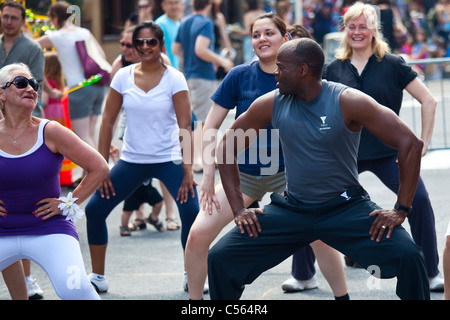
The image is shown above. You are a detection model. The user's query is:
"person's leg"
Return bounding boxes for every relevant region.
[318,187,429,300]
[185,183,256,300]
[123,185,147,230]
[68,85,103,149]
[134,205,145,221]
[22,259,31,277]
[120,210,133,236]
[285,241,347,297]
[121,192,139,231]
[144,182,164,226]
[408,178,440,278]
[360,156,440,279]
[159,181,179,230]
[444,234,450,300]
[187,78,215,172]
[71,117,96,148]
[192,124,203,172]
[88,85,105,149]
[149,201,163,221]
[88,114,100,148]
[21,259,44,299]
[23,234,100,300]
[127,183,164,231]
[444,221,450,300]
[290,247,316,281]
[2,261,27,300]
[282,246,317,292]
[310,240,347,298]
[208,193,314,300]
[1,236,27,300]
[344,227,428,300]
[152,162,199,250]
[86,160,149,275]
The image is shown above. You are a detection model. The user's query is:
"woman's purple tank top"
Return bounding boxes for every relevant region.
[0,120,78,240]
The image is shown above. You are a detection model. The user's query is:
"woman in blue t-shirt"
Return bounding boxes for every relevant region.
[184,13,347,300]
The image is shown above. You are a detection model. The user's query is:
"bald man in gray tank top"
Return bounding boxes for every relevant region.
[208,38,429,300]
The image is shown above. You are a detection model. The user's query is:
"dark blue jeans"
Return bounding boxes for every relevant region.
[291,155,439,279]
[85,160,199,248]
[208,186,429,300]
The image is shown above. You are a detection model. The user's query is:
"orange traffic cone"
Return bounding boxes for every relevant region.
[59,94,78,186]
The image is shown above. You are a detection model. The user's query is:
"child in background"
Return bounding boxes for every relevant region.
[120,179,165,236]
[109,147,166,237]
[43,51,67,126]
[410,28,428,74]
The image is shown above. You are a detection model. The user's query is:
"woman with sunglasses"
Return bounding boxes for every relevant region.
[111,26,170,77]
[0,63,109,299]
[85,21,199,293]
[111,26,176,235]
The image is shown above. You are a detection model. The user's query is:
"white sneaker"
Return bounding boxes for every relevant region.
[183,272,209,294]
[88,273,108,293]
[281,275,318,292]
[26,277,44,300]
[429,273,444,292]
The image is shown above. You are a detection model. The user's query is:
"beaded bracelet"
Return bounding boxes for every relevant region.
[58,192,84,223]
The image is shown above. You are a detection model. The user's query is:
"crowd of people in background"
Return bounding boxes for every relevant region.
[131,0,450,72]
[256,0,450,80]
[1,0,450,301]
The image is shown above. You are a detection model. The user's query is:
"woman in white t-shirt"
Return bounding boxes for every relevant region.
[84,21,199,293]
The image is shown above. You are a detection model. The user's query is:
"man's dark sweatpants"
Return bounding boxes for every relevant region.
[207,185,430,300]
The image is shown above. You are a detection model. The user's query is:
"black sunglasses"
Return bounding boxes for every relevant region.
[2,76,39,92]
[136,37,158,48]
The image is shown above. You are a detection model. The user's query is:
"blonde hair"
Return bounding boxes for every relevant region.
[336,2,390,61]
[0,63,32,88]
[0,63,32,112]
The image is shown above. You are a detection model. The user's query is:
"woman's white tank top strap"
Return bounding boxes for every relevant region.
[0,119,50,158]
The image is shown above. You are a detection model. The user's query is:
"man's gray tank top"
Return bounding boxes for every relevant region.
[272,80,361,204]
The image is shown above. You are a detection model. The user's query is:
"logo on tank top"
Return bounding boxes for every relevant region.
[319,116,331,131]
[340,191,351,201]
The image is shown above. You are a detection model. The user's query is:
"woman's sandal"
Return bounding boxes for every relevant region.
[166,218,180,231]
[120,225,131,236]
[128,218,147,231]
[146,216,164,232]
